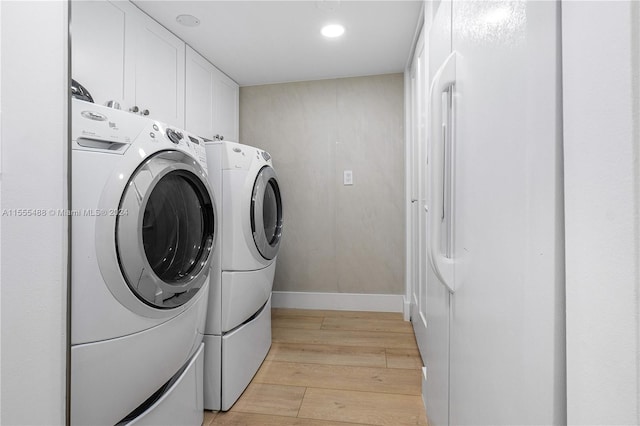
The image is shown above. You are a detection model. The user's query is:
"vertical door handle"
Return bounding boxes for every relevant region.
[428,51,457,294]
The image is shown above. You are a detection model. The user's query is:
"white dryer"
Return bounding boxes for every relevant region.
[204,141,283,411]
[71,99,216,425]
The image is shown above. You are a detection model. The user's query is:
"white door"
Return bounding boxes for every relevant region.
[409,26,428,363]
[447,1,565,424]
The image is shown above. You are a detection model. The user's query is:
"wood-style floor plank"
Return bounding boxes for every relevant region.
[298,388,428,426]
[272,315,324,330]
[266,342,387,367]
[386,347,423,370]
[230,383,306,417]
[210,411,369,425]
[272,327,418,349]
[321,317,413,334]
[272,308,403,321]
[253,361,421,396]
[202,410,218,425]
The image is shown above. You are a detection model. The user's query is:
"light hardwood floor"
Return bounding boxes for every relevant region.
[203,308,428,426]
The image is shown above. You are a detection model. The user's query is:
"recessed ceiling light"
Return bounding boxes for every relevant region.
[316,0,341,12]
[176,14,200,27]
[321,24,345,38]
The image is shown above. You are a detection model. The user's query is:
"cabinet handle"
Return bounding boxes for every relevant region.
[105,100,121,110]
[141,109,149,116]
[214,134,224,141]
[428,51,457,294]
[129,105,139,113]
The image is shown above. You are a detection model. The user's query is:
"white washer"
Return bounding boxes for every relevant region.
[71,99,216,425]
[204,141,283,411]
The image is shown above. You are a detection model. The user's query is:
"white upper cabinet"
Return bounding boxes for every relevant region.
[71,1,128,106]
[129,10,185,127]
[212,68,239,142]
[185,47,239,141]
[185,47,215,139]
[71,1,185,128]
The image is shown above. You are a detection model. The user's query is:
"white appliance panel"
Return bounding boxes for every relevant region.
[71,99,214,425]
[71,286,208,425]
[221,297,272,411]
[72,149,164,344]
[130,344,205,426]
[221,263,276,332]
[203,297,272,411]
[203,141,279,412]
[72,101,213,343]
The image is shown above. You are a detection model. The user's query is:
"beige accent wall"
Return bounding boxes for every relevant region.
[240,73,405,294]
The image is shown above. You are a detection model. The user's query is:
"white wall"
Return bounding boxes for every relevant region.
[0,1,69,424]
[563,1,640,424]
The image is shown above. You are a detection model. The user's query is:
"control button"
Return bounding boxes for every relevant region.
[153,124,159,131]
[233,147,241,153]
[150,132,155,138]
[262,151,271,161]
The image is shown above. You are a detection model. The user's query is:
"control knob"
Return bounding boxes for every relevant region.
[166,128,182,144]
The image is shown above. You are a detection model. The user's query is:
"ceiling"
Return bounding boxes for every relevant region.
[133,1,422,86]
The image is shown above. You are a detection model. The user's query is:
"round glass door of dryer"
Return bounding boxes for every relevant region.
[116,150,215,309]
[251,166,283,260]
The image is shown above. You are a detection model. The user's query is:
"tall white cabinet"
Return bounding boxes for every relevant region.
[186,47,239,141]
[407,1,565,425]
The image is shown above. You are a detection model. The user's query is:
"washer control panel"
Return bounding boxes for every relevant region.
[144,122,208,172]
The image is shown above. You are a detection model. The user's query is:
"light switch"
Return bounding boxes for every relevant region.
[343,170,353,185]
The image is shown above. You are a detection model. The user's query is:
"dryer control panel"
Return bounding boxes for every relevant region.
[221,143,273,170]
[223,143,253,171]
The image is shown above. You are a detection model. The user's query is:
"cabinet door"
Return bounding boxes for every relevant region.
[128,9,185,127]
[185,47,215,138]
[185,47,239,141]
[212,68,239,142]
[71,0,130,106]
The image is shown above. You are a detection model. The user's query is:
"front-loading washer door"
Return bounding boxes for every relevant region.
[117,150,215,309]
[251,166,283,260]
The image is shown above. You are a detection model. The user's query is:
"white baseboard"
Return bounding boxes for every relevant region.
[421,366,428,414]
[271,291,404,313]
[403,296,411,321]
